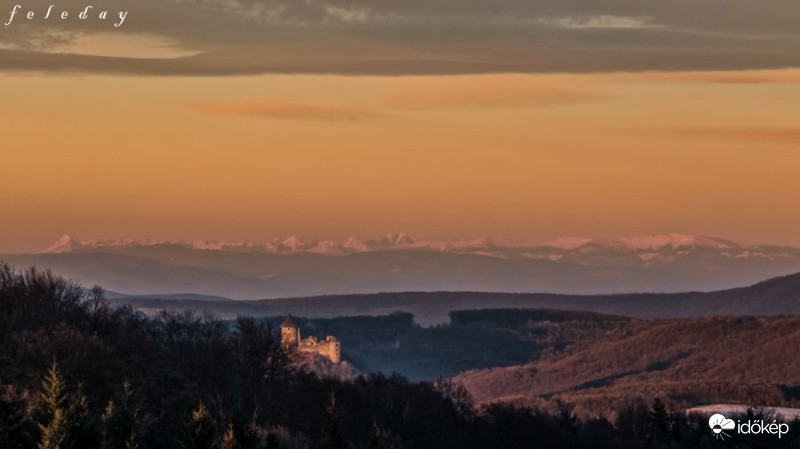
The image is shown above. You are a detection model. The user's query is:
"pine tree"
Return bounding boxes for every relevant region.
[183,401,219,449]
[220,424,238,449]
[228,417,260,449]
[322,392,347,449]
[0,387,37,449]
[36,360,91,449]
[101,381,139,449]
[369,418,399,449]
[37,361,69,449]
[648,398,670,446]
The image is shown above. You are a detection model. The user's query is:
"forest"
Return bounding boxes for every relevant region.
[2,262,799,449]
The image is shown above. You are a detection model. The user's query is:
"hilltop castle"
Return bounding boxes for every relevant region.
[280,314,341,363]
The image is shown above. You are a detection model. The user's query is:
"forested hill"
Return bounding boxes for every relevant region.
[113,272,800,325]
[455,314,800,416]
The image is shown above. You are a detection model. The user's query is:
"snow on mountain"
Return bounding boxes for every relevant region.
[190,239,226,250]
[41,234,84,253]
[539,237,593,250]
[280,235,305,250]
[189,240,264,251]
[380,232,417,247]
[614,234,740,250]
[465,237,535,249]
[306,240,343,255]
[342,236,370,252]
[37,233,786,260]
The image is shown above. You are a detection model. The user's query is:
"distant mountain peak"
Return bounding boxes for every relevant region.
[614,234,740,250]
[342,236,369,252]
[538,236,593,250]
[42,234,83,253]
[55,233,76,245]
[281,235,305,249]
[382,232,416,246]
[539,234,742,251]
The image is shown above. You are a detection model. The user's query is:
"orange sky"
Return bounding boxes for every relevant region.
[2,71,800,252]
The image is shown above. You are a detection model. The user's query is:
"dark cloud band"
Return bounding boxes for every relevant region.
[2,0,800,75]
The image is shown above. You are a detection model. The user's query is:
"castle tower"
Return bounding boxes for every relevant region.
[280,314,300,348]
[325,336,341,363]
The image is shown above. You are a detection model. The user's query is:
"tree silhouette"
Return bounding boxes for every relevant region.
[101,380,140,449]
[37,360,88,449]
[322,392,347,449]
[183,402,218,449]
[648,398,670,447]
[370,418,400,449]
[220,424,238,449]
[37,360,70,449]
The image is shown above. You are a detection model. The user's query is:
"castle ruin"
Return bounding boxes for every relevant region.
[280,314,341,363]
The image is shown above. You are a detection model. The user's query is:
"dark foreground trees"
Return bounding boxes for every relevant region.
[2,263,800,449]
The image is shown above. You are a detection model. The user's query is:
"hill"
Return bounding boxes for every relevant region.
[455,315,800,417]
[109,272,800,325]
[254,309,638,381]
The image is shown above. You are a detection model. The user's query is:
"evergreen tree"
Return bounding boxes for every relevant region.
[224,415,262,449]
[217,416,261,449]
[101,381,139,449]
[647,398,670,447]
[322,392,347,449]
[370,418,399,449]
[221,424,238,449]
[37,360,69,449]
[183,401,219,449]
[0,387,37,449]
[36,360,92,449]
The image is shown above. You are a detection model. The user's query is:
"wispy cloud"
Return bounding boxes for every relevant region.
[617,70,800,85]
[187,100,384,121]
[384,76,605,110]
[652,127,800,144]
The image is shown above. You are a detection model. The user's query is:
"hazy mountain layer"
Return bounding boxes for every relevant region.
[103,272,800,326]
[4,233,800,299]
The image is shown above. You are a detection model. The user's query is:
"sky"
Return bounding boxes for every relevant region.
[2,0,800,252]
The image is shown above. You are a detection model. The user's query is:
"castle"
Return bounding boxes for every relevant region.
[280,314,341,363]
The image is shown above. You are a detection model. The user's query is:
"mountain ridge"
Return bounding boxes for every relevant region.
[5,233,800,301]
[103,272,800,325]
[37,232,793,258]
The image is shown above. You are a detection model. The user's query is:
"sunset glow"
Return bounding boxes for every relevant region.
[2,69,800,252]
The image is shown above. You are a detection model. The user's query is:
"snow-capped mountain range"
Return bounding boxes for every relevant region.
[3,232,799,300]
[40,232,793,263]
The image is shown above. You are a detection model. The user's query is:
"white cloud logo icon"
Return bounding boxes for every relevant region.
[709,414,736,440]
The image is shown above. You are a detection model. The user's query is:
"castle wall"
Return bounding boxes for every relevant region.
[298,339,341,363]
[280,316,341,363]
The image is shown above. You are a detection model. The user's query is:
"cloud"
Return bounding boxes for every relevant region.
[616,70,800,85]
[3,0,800,76]
[187,100,384,121]
[384,76,605,110]
[653,127,800,144]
